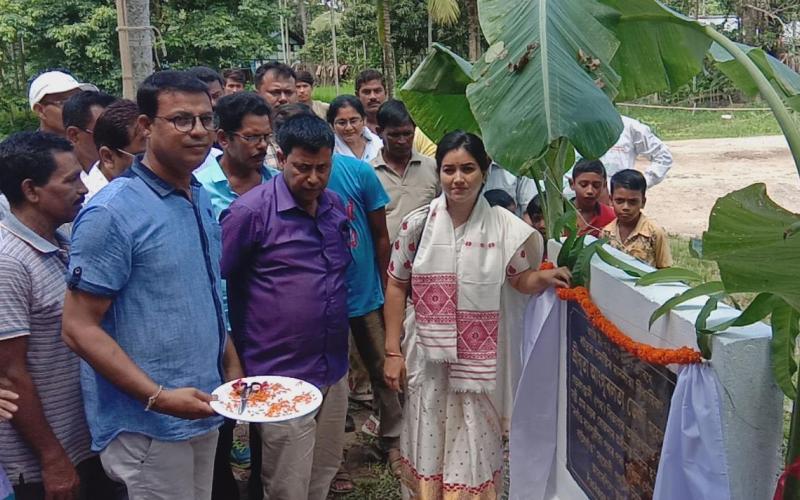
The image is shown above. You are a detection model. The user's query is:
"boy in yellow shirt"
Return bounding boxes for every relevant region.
[602,169,672,268]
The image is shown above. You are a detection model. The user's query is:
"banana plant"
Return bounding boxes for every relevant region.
[400,0,800,496]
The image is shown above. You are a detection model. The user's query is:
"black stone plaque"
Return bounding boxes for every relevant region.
[566,301,676,500]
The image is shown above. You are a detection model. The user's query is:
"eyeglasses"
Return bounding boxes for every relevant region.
[232,132,272,145]
[115,148,137,158]
[333,117,363,128]
[155,114,216,133]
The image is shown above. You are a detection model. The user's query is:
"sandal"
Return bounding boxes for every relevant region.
[330,468,355,495]
[386,447,403,477]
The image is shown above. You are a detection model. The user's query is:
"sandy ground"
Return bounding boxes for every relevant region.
[640,135,799,237]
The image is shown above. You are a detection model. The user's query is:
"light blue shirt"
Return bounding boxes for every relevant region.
[196,155,279,329]
[195,154,280,220]
[68,159,225,451]
[327,154,390,317]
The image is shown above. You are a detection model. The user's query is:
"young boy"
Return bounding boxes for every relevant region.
[523,194,546,238]
[602,169,672,268]
[569,159,616,236]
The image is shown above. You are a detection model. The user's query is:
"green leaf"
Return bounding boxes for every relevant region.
[636,267,702,287]
[702,292,779,333]
[550,206,577,243]
[770,301,800,399]
[599,0,712,101]
[702,183,800,311]
[688,237,703,259]
[695,296,720,359]
[708,41,800,112]
[565,234,588,270]
[468,0,624,169]
[557,228,579,268]
[595,246,647,278]
[398,43,481,143]
[649,281,725,329]
[572,239,606,288]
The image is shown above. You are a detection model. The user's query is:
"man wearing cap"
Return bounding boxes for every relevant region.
[29,71,98,137]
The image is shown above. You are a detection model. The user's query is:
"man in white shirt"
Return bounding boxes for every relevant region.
[485,162,538,217]
[564,115,673,199]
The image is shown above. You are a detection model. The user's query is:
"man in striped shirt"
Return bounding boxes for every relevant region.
[0,132,115,499]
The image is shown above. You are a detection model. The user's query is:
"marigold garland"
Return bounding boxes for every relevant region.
[540,262,702,365]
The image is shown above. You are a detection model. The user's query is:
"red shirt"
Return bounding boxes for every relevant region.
[579,202,616,237]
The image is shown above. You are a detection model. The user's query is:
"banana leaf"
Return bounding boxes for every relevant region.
[636,267,702,287]
[599,0,711,101]
[467,0,624,170]
[770,300,800,399]
[649,281,725,329]
[398,43,481,143]
[708,42,800,113]
[703,183,800,311]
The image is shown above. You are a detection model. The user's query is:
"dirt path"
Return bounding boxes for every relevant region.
[640,135,799,237]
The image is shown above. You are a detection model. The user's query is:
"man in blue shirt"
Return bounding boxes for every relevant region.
[62,70,243,500]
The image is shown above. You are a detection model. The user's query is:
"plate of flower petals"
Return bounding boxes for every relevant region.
[211,376,323,423]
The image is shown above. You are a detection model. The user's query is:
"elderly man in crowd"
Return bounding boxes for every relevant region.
[0,131,118,500]
[221,114,350,500]
[62,70,243,500]
[29,70,98,137]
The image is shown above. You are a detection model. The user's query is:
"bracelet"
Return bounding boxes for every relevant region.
[144,385,164,412]
[385,351,404,358]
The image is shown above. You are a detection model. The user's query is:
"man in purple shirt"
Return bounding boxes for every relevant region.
[220,114,350,500]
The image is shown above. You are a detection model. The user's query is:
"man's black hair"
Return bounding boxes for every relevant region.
[93,99,139,151]
[525,194,543,219]
[295,70,315,86]
[435,130,490,173]
[62,90,117,130]
[572,159,607,180]
[376,99,415,130]
[216,92,271,133]
[610,168,647,195]
[272,103,315,131]
[355,69,385,93]
[326,95,365,125]
[222,68,247,85]
[276,114,334,156]
[187,66,224,87]
[484,189,515,210]
[254,62,297,90]
[0,131,73,205]
[137,70,210,119]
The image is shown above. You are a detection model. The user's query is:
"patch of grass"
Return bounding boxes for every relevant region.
[341,463,401,500]
[620,105,783,141]
[668,235,720,283]
[314,83,355,104]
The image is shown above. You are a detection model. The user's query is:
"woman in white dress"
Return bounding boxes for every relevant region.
[383,131,570,499]
[327,95,382,163]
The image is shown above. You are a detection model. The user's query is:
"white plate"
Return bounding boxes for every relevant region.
[210,376,323,423]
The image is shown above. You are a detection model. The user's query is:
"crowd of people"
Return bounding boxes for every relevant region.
[0,61,673,500]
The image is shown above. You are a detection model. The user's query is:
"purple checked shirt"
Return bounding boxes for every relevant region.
[220,174,351,388]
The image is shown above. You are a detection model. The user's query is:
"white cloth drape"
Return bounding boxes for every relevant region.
[508,289,561,500]
[653,363,732,500]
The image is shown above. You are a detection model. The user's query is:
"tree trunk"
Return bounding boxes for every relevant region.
[466,0,481,61]
[298,0,308,45]
[377,0,396,96]
[116,0,153,97]
[16,34,25,91]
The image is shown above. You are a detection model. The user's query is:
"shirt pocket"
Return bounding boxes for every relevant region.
[323,219,352,273]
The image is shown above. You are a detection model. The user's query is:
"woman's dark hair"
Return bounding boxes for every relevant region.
[435,131,491,173]
[326,95,365,125]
